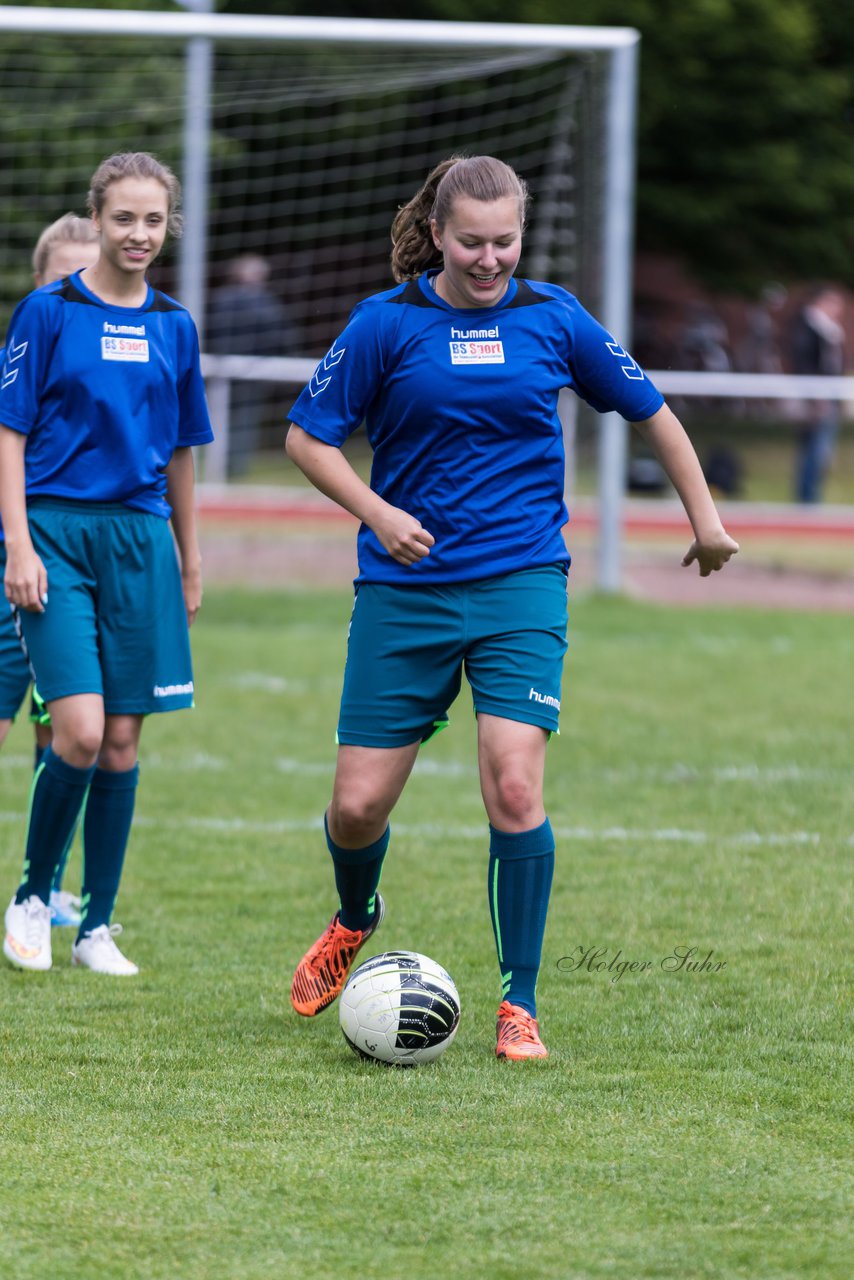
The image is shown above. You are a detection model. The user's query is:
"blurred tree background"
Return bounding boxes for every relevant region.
[223,0,854,295]
[5,0,853,297]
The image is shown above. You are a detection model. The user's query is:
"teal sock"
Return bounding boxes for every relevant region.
[30,744,76,894]
[325,814,389,931]
[488,819,555,1019]
[78,765,139,940]
[50,821,79,894]
[15,748,94,907]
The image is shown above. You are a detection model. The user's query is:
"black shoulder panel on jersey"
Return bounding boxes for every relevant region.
[387,278,552,311]
[505,280,553,309]
[147,290,184,314]
[50,279,183,315]
[388,280,434,309]
[54,278,98,307]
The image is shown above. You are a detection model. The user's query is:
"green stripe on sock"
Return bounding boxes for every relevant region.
[491,858,503,964]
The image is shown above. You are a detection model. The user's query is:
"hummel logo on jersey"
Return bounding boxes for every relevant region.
[529,687,561,711]
[309,340,347,397]
[449,324,504,365]
[606,341,645,381]
[104,322,146,336]
[1,336,28,389]
[451,326,500,340]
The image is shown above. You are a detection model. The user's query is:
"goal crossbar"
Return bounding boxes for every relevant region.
[0,7,638,50]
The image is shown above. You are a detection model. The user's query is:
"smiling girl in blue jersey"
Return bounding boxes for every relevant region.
[0,152,213,976]
[287,155,738,1059]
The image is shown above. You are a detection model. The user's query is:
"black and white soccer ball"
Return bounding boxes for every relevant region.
[339,950,461,1066]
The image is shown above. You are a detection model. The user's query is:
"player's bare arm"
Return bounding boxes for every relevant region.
[633,403,740,576]
[286,423,434,566]
[0,423,47,612]
[166,445,203,624]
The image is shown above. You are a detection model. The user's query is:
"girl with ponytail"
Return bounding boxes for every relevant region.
[286,154,737,1060]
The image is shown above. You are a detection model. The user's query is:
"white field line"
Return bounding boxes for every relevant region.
[0,809,844,846]
[2,755,847,784]
[226,673,308,694]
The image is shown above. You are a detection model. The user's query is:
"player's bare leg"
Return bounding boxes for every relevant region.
[291,743,419,1016]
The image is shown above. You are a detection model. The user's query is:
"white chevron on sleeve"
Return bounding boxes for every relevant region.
[308,340,347,397]
[606,341,644,381]
[1,337,28,389]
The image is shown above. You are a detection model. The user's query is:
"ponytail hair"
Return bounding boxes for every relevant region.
[87,151,183,238]
[390,155,529,283]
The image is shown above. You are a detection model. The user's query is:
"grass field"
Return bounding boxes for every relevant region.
[0,589,850,1280]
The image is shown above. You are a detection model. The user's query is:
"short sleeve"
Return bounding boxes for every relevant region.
[0,294,55,435]
[568,302,664,422]
[287,301,385,445]
[176,316,214,447]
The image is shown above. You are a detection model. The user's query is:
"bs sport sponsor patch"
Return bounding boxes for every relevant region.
[101,322,149,363]
[449,325,505,366]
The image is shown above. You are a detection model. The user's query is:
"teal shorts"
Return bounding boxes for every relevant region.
[13,499,194,715]
[337,565,568,748]
[0,595,31,720]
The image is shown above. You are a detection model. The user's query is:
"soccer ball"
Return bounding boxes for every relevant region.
[339,950,461,1066]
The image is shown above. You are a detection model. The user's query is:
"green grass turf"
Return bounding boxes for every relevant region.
[0,591,850,1279]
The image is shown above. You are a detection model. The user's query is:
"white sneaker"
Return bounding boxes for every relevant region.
[50,888,82,928]
[71,923,139,976]
[4,895,53,971]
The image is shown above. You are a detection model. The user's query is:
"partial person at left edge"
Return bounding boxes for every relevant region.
[0,151,214,976]
[0,213,101,930]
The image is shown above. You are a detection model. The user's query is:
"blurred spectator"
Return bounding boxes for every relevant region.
[738,283,787,374]
[789,284,846,503]
[626,455,669,495]
[631,300,676,371]
[677,301,732,373]
[207,254,299,477]
[703,446,743,499]
[737,283,790,422]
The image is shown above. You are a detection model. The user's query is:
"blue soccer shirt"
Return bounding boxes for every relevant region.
[0,272,213,520]
[288,272,664,584]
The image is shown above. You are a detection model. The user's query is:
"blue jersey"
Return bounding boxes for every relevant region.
[0,272,213,520]
[288,272,664,585]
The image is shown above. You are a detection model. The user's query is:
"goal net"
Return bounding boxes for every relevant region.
[0,8,638,585]
[0,18,612,345]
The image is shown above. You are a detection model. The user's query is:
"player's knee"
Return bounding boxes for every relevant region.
[98,736,139,773]
[98,716,142,772]
[329,791,391,846]
[489,770,542,830]
[53,723,103,767]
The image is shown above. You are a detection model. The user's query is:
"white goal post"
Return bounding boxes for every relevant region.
[0,6,641,590]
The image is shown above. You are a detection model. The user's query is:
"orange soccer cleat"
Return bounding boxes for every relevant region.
[290,895,385,1017]
[495,1000,549,1060]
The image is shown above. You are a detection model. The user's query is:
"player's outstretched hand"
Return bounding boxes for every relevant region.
[372,504,435,566]
[682,530,740,577]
